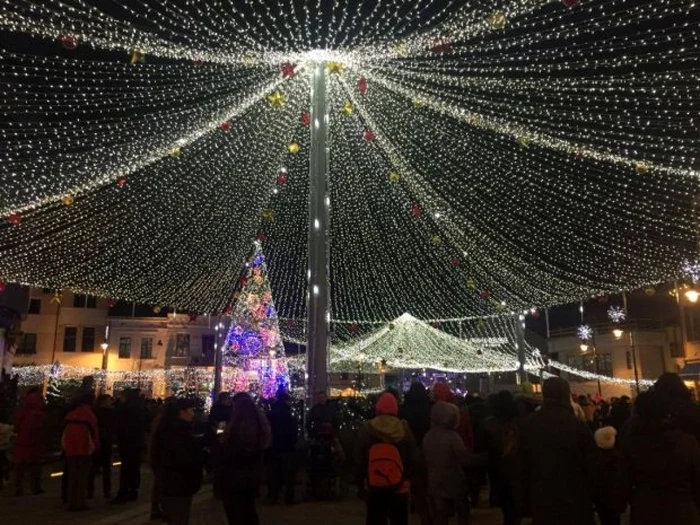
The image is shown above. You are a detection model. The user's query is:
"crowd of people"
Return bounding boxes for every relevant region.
[4,372,700,525]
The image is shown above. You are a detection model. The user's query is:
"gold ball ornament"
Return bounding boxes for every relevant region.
[152,306,161,314]
[635,162,649,174]
[389,171,400,183]
[488,11,507,30]
[432,235,442,246]
[517,135,531,148]
[254,275,264,285]
[343,100,354,116]
[62,194,74,206]
[262,209,275,222]
[412,97,427,108]
[268,90,285,107]
[644,287,656,296]
[169,146,182,158]
[467,278,477,289]
[288,142,300,154]
[130,50,145,64]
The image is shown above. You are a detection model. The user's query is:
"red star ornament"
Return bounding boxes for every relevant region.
[219,121,232,132]
[363,130,376,141]
[301,111,311,126]
[357,77,368,96]
[280,62,297,79]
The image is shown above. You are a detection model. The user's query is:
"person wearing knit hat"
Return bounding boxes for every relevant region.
[592,427,620,525]
[354,392,420,525]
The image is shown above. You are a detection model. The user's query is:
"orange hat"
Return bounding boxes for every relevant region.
[376,392,399,416]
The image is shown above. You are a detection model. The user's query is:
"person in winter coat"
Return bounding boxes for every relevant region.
[593,426,620,525]
[12,389,46,496]
[158,398,205,525]
[432,383,474,452]
[519,377,597,525]
[88,394,115,499]
[423,401,482,525]
[113,389,148,503]
[63,393,100,511]
[306,391,338,438]
[654,372,700,444]
[266,391,298,505]
[399,382,432,525]
[484,391,521,525]
[617,391,700,525]
[217,392,271,525]
[354,392,420,525]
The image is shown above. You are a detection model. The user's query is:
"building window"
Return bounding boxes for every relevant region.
[175,333,190,357]
[63,327,77,352]
[140,338,153,359]
[567,352,613,378]
[598,353,613,377]
[119,337,131,359]
[201,334,215,363]
[28,298,41,314]
[73,294,97,308]
[17,333,37,354]
[81,327,95,352]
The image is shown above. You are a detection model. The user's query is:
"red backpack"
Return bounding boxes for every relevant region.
[367,442,405,491]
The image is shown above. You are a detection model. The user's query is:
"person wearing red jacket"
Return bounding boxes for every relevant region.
[13,389,46,496]
[63,394,100,511]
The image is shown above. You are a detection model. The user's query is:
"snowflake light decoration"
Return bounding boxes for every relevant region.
[577,324,593,341]
[607,306,627,324]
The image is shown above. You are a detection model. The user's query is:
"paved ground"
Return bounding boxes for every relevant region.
[1,465,629,525]
[1,465,505,525]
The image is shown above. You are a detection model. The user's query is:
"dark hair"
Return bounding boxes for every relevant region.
[490,390,518,420]
[226,393,270,451]
[634,391,670,428]
[654,373,691,402]
[78,392,95,406]
[542,377,571,403]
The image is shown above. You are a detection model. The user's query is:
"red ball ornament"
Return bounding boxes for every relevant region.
[256,232,267,242]
[107,299,117,308]
[60,35,78,50]
[219,121,232,132]
[450,256,461,267]
[531,309,541,319]
[280,62,297,79]
[363,130,376,141]
[0,282,5,293]
[479,290,490,299]
[188,313,199,323]
[301,111,311,126]
[276,172,288,186]
[562,0,579,6]
[8,213,21,226]
[431,321,441,329]
[116,175,128,188]
[411,203,421,218]
[349,323,360,334]
[224,306,233,316]
[357,77,368,96]
[286,319,296,328]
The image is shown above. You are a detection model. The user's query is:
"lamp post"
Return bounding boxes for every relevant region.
[580,332,601,396]
[100,341,109,371]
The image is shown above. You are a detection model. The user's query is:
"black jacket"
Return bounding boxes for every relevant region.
[399,383,432,446]
[159,418,204,497]
[115,399,147,449]
[519,401,597,525]
[268,400,298,453]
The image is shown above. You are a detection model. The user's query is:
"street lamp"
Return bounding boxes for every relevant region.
[612,328,624,339]
[100,342,109,370]
[579,343,589,352]
[685,289,700,303]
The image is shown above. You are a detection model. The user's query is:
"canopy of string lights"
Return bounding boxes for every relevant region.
[0,0,698,325]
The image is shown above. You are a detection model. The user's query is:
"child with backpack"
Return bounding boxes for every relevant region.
[423,401,484,525]
[354,392,420,525]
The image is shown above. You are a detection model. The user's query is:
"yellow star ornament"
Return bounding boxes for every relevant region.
[268,91,285,107]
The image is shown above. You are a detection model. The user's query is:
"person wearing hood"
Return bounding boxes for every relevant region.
[654,372,700,444]
[354,392,420,525]
[63,393,100,511]
[432,383,474,452]
[399,382,432,525]
[519,377,597,525]
[12,389,46,496]
[593,426,620,525]
[423,401,484,525]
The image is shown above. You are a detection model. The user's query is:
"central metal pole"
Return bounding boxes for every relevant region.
[306,63,330,405]
[516,314,526,384]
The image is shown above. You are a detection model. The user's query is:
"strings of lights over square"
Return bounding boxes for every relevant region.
[0,0,698,324]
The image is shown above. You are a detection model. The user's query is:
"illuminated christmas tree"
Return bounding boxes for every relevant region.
[223,242,289,398]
